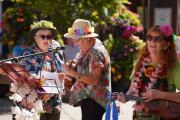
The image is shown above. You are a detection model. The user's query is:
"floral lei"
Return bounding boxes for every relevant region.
[9,75,45,120]
[133,56,167,94]
[68,26,94,35]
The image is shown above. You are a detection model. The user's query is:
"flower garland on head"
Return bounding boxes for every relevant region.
[132,56,168,95]
[160,24,173,37]
[68,26,94,35]
[9,75,45,120]
[160,24,176,41]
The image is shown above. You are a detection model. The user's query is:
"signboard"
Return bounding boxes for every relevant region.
[154,8,172,26]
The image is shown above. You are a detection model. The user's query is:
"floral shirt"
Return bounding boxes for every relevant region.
[20,43,63,112]
[69,39,111,108]
[131,57,168,96]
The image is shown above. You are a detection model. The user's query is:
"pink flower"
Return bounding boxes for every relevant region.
[122,30,131,38]
[136,72,142,77]
[123,44,128,49]
[160,24,173,37]
[151,71,158,78]
[150,77,157,83]
[144,57,151,62]
[129,48,134,52]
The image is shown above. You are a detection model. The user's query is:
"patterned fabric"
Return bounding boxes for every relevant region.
[69,39,111,108]
[131,56,168,120]
[132,57,168,95]
[20,43,63,113]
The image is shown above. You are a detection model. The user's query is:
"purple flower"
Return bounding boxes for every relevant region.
[160,24,173,37]
[125,26,131,31]
[74,28,85,35]
[115,18,120,22]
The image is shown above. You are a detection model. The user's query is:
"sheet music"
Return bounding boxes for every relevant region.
[33,71,64,94]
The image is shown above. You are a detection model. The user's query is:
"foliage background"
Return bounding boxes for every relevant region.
[103,4,144,92]
[1,0,145,92]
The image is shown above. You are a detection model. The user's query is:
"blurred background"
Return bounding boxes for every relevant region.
[0,0,180,99]
[1,0,180,119]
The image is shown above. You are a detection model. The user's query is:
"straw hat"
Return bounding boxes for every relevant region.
[64,19,98,39]
[28,20,57,41]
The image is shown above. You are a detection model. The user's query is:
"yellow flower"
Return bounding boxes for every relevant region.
[39,78,45,86]
[111,67,116,73]
[144,66,154,78]
[91,27,94,33]
[68,28,73,33]
[117,74,122,79]
[43,94,50,102]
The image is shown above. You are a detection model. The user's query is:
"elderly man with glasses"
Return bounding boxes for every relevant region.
[18,20,64,120]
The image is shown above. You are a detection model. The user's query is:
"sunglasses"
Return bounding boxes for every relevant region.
[146,35,163,42]
[35,35,53,40]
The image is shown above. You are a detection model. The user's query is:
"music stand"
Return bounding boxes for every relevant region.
[0,62,31,83]
[36,71,64,95]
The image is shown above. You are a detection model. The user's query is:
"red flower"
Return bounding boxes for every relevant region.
[104,79,109,86]
[16,18,24,23]
[160,24,173,37]
[122,30,131,38]
[137,80,142,89]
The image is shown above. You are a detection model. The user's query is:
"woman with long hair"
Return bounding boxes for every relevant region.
[118,25,180,120]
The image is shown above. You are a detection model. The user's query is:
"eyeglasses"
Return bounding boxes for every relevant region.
[146,35,163,42]
[35,35,53,40]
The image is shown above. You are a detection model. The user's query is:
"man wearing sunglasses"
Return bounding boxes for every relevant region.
[18,20,64,120]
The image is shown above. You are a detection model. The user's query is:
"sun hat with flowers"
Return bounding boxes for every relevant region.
[28,20,57,41]
[64,19,98,39]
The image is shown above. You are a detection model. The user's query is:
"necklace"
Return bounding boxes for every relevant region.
[133,56,166,94]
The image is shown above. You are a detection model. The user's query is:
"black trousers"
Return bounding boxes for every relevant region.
[13,111,60,120]
[80,98,105,120]
[40,111,60,120]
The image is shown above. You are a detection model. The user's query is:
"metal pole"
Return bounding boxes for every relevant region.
[0,46,65,63]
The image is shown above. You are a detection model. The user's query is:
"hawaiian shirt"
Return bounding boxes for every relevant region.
[69,39,111,108]
[20,43,63,112]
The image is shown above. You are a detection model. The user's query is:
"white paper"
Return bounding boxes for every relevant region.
[117,100,135,120]
[34,71,64,94]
